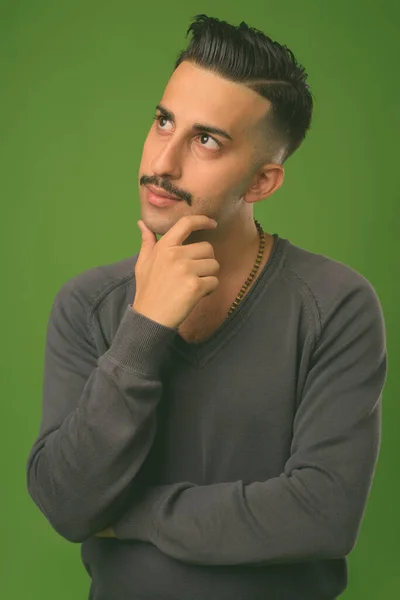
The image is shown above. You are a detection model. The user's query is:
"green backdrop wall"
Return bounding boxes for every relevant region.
[2,1,398,598]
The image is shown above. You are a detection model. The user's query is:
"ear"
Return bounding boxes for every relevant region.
[243,164,285,204]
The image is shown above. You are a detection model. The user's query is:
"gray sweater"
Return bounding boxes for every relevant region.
[26,232,388,600]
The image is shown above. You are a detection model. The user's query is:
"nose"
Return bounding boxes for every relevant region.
[150,138,183,180]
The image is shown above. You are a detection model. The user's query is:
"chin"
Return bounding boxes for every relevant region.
[141,217,168,237]
[143,213,183,234]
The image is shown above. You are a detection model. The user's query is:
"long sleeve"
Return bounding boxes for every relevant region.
[26,281,177,543]
[113,278,388,566]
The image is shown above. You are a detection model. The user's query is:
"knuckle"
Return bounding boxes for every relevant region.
[190,277,201,293]
[179,260,190,275]
[168,246,178,260]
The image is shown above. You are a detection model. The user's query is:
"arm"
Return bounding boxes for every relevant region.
[111,279,388,565]
[26,279,177,543]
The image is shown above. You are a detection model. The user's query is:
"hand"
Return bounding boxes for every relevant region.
[133,215,220,329]
[95,527,116,538]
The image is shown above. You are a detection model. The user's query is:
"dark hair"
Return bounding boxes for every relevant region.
[173,14,314,165]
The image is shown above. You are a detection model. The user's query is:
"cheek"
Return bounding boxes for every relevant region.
[201,161,246,197]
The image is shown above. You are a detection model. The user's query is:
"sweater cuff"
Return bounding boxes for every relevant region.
[113,485,167,542]
[99,304,177,375]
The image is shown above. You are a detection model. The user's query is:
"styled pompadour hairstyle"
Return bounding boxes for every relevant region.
[173,14,314,165]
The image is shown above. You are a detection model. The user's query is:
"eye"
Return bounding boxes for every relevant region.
[151,115,222,150]
[152,115,173,131]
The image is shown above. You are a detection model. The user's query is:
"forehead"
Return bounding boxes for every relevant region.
[160,61,271,138]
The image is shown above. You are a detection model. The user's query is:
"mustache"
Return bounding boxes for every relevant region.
[140,176,192,206]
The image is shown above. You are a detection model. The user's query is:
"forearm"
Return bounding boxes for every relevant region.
[27,304,176,543]
[112,470,368,565]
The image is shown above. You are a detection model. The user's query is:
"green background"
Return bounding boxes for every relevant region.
[2,1,398,598]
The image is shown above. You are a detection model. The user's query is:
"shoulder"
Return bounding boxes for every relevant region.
[279,238,385,343]
[49,253,139,331]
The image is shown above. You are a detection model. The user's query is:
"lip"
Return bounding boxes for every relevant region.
[146,185,181,208]
[146,185,180,200]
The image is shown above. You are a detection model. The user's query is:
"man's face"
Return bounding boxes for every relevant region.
[138,60,272,233]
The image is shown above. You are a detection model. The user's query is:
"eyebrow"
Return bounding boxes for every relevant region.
[155,104,234,142]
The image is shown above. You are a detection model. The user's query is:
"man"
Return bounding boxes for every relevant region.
[26,14,388,600]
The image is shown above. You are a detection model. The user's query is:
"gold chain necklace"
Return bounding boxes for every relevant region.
[227,218,266,317]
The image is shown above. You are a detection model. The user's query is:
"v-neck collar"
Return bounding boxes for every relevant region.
[171,233,287,367]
